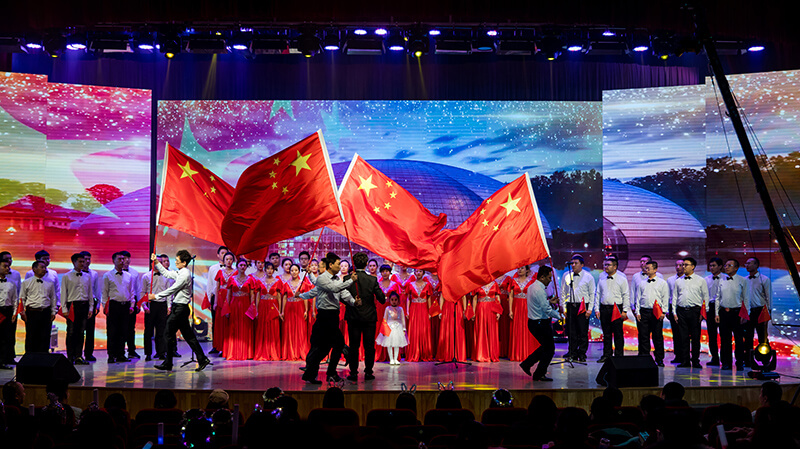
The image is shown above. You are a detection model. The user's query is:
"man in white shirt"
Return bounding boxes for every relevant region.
[0,251,21,366]
[666,259,685,364]
[744,257,772,364]
[705,257,724,366]
[0,259,19,369]
[671,257,709,369]
[269,252,282,276]
[592,257,629,363]
[103,252,136,363]
[149,250,211,372]
[25,249,60,306]
[520,265,562,381]
[630,255,664,314]
[206,246,228,355]
[80,251,102,362]
[142,254,174,361]
[20,261,58,353]
[61,253,94,365]
[635,260,669,366]
[559,254,595,362]
[120,251,142,359]
[715,258,749,370]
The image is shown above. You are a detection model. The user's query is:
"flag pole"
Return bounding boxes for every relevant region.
[342,223,360,299]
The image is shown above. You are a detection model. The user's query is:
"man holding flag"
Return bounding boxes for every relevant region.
[520,265,561,381]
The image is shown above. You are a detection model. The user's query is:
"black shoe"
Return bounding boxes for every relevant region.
[128,351,141,359]
[327,374,343,383]
[670,358,682,364]
[578,355,587,362]
[656,361,665,367]
[364,374,375,381]
[532,375,554,382]
[154,363,173,371]
[346,374,359,382]
[116,356,131,363]
[519,363,532,376]
[74,357,89,365]
[707,358,720,367]
[154,353,165,360]
[84,355,96,362]
[107,357,117,364]
[677,363,691,368]
[195,358,211,372]
[721,365,732,370]
[304,377,323,385]
[597,356,609,363]
[0,364,12,370]
[209,348,220,355]
[299,366,307,371]
[173,351,181,358]
[692,362,702,369]
[145,355,152,362]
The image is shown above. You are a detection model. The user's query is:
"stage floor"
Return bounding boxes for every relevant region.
[3,341,796,392]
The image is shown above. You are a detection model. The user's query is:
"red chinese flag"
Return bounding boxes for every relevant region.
[380,320,392,337]
[739,303,750,321]
[245,302,258,320]
[490,299,504,315]
[653,301,664,320]
[429,300,441,318]
[221,300,231,317]
[157,143,236,245]
[136,294,149,308]
[701,304,707,320]
[201,294,211,311]
[221,131,342,258]
[328,155,447,271]
[465,305,475,321]
[612,303,623,321]
[68,305,75,322]
[0,312,4,324]
[530,335,541,354]
[267,304,280,320]
[436,175,550,302]
[759,307,771,323]
[103,301,109,316]
[577,298,586,315]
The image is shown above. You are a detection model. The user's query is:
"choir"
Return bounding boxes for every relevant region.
[0,248,777,371]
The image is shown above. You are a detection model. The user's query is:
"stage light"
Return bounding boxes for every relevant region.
[89,33,133,54]
[429,29,441,36]
[387,31,405,51]
[187,36,227,53]
[538,34,562,60]
[632,45,648,52]
[486,30,499,37]
[138,43,155,51]
[229,31,252,52]
[375,28,388,36]
[165,52,175,59]
[26,42,42,49]
[567,45,583,52]
[407,27,429,56]
[473,35,496,52]
[43,34,66,58]
[748,45,765,52]
[158,31,182,57]
[602,30,616,37]
[66,34,86,51]
[0,37,27,53]
[232,44,248,50]
[748,342,779,380]
[323,30,340,51]
[354,28,367,36]
[251,37,291,55]
[296,31,321,57]
[434,39,472,55]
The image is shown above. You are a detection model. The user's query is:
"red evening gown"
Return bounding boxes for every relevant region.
[505,274,539,361]
[213,269,236,354]
[498,275,511,358]
[250,275,283,361]
[436,293,467,362]
[375,280,402,362]
[281,278,310,361]
[427,275,442,359]
[473,282,500,362]
[224,275,254,360]
[465,297,475,359]
[405,280,434,362]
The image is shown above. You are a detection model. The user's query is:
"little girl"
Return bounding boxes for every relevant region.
[377,292,408,365]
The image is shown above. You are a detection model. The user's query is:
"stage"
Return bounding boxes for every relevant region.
[4,341,797,424]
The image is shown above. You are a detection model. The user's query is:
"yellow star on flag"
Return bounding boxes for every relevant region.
[272,157,281,166]
[209,175,215,181]
[358,175,378,197]
[493,225,499,231]
[482,219,489,227]
[210,187,217,194]
[486,198,492,203]
[386,181,393,188]
[269,171,276,178]
[179,161,198,179]
[373,206,381,214]
[390,191,397,199]
[290,151,312,176]
[500,193,522,216]
[384,202,392,210]
[480,208,486,215]
[282,187,289,195]
[271,182,278,189]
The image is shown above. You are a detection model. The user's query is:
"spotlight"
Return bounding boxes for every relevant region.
[473,35,496,52]
[296,30,321,57]
[602,29,616,37]
[89,33,133,54]
[165,52,175,59]
[632,45,648,52]
[0,37,27,53]
[186,34,227,53]
[251,36,291,55]
[353,28,367,36]
[137,43,155,51]
[374,28,388,36]
[323,30,340,51]
[630,35,651,53]
[43,34,66,58]
[428,29,441,36]
[26,42,42,50]
[486,29,499,37]
[387,30,405,52]
[567,45,583,52]
[747,44,765,52]
[538,34,563,60]
[748,341,779,380]
[158,31,182,58]
[66,33,86,51]
[496,39,536,56]
[229,31,252,51]
[652,34,676,59]
[407,27,428,56]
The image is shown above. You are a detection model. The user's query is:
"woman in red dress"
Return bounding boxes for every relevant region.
[405,270,433,362]
[306,259,320,338]
[367,259,379,277]
[436,290,468,362]
[376,264,402,362]
[426,271,442,359]
[497,272,512,358]
[280,258,293,283]
[250,261,284,361]
[504,265,539,362]
[391,264,413,290]
[213,252,237,355]
[338,259,352,356]
[464,294,475,358]
[472,281,501,362]
[224,258,254,360]
[281,264,310,361]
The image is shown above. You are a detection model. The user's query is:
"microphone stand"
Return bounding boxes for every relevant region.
[436,291,471,369]
[551,264,586,367]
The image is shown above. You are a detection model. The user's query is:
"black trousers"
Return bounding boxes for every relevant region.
[209,293,217,345]
[24,307,51,353]
[707,302,719,359]
[521,319,555,378]
[164,303,206,368]
[107,301,129,359]
[65,301,89,361]
[0,306,15,363]
[125,307,139,354]
[719,308,746,367]
[304,309,344,380]
[84,308,97,358]
[745,306,768,362]
[144,301,168,357]
[677,306,702,364]
[637,308,665,362]
[347,320,376,376]
[565,302,588,357]
[667,312,682,361]
[599,304,624,357]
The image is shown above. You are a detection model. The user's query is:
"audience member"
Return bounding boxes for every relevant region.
[603,386,624,407]
[555,407,591,449]
[2,380,25,410]
[489,388,513,408]
[153,389,178,409]
[322,386,345,408]
[395,391,418,418]
[589,396,616,425]
[207,389,230,410]
[662,381,689,407]
[435,390,462,409]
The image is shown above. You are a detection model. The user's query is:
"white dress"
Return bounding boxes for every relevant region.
[376,306,408,348]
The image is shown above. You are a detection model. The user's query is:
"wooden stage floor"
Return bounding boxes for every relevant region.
[4,341,798,422]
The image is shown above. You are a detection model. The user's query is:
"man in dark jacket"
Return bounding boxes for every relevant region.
[345,252,386,382]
